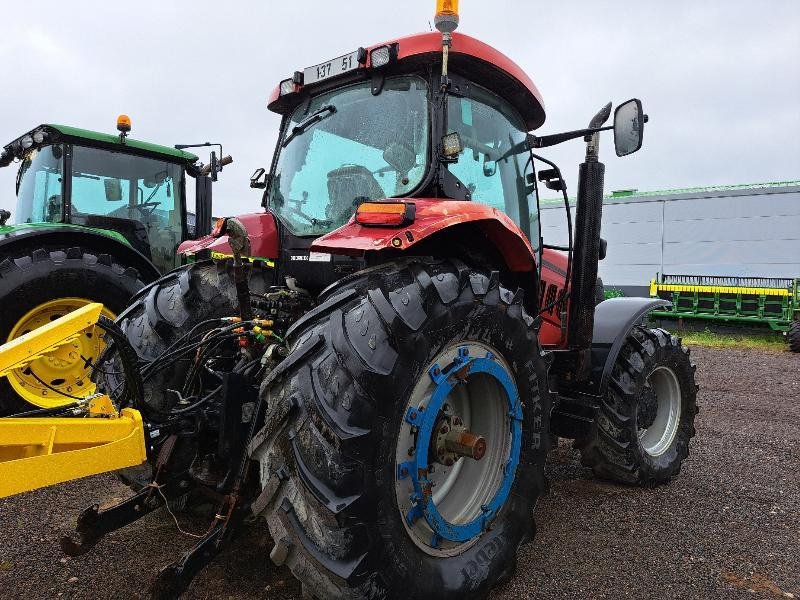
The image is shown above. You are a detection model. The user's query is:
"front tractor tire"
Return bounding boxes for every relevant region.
[788,319,800,353]
[577,326,698,485]
[0,247,145,415]
[253,258,549,600]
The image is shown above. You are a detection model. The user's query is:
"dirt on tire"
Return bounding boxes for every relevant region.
[0,346,797,599]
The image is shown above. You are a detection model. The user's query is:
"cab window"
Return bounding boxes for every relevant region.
[447,87,539,250]
[69,146,185,272]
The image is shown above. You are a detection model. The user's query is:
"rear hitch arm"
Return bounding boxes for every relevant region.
[60,487,165,556]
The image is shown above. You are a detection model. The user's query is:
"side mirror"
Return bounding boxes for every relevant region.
[614,99,647,157]
[104,178,123,201]
[250,167,267,189]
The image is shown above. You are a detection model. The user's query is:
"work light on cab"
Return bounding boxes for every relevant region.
[369,45,394,68]
[355,202,415,227]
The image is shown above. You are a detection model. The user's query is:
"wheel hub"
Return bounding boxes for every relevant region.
[430,414,487,466]
[637,385,658,429]
[638,366,682,457]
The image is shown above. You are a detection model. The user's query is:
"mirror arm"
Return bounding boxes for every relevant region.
[528,125,613,150]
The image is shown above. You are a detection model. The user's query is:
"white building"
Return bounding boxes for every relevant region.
[539,181,800,297]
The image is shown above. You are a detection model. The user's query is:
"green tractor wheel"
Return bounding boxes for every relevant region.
[0,246,144,415]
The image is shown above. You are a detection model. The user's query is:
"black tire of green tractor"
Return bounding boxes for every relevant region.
[253,258,550,600]
[788,320,800,353]
[112,259,271,490]
[576,326,698,485]
[595,276,605,306]
[0,247,146,415]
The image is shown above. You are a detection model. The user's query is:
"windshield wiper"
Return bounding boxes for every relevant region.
[281,105,336,148]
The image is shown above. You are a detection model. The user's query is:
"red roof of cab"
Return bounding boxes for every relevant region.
[267,31,545,130]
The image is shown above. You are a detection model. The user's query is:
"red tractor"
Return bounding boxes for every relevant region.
[38,7,697,599]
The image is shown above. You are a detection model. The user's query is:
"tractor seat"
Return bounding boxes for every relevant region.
[326,165,385,223]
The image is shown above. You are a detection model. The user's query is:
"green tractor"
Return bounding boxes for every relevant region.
[0,119,227,414]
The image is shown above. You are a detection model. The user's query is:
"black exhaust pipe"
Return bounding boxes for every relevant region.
[567,103,611,375]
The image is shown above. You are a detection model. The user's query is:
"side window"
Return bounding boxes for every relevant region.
[447,91,540,249]
[15,145,64,224]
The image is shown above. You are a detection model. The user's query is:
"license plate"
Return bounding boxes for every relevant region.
[304,50,361,85]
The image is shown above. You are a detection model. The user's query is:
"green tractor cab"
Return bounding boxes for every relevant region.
[0,121,226,412]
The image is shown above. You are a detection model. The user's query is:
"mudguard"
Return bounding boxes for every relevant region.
[0,225,161,282]
[178,212,280,260]
[311,199,537,272]
[589,297,671,394]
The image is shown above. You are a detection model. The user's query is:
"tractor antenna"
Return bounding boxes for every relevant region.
[434,1,459,90]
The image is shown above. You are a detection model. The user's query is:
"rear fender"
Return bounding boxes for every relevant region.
[589,297,671,395]
[178,212,279,260]
[311,199,537,272]
[0,226,161,282]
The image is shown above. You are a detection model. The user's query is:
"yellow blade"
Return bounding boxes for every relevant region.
[0,407,147,498]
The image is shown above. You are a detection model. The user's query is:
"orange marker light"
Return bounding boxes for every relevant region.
[355,202,415,227]
[436,0,458,16]
[116,114,131,133]
[435,0,459,33]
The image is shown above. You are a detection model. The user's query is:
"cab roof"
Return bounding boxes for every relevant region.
[268,32,546,131]
[3,124,198,163]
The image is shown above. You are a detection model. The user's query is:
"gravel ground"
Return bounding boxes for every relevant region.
[1,346,797,599]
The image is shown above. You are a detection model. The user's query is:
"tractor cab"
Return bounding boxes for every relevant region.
[241,31,548,293]
[1,122,217,273]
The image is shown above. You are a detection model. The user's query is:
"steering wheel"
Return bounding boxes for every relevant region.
[133,201,162,218]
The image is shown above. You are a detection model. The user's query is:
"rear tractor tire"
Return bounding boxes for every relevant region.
[252,258,550,600]
[0,247,145,415]
[787,320,800,353]
[111,259,271,491]
[577,326,698,485]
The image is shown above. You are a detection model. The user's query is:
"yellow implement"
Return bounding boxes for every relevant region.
[0,303,147,498]
[650,280,790,298]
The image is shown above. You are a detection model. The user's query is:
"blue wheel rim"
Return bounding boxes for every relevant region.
[397,345,522,546]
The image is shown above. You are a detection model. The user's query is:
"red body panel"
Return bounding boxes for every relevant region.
[178,212,280,259]
[268,32,545,130]
[538,248,570,348]
[311,199,537,272]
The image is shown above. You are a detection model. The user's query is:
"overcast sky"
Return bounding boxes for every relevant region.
[1,1,798,217]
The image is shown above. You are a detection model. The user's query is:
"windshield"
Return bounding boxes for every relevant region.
[268,76,429,236]
[447,85,539,248]
[15,144,64,224]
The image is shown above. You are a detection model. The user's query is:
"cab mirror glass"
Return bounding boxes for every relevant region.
[250,167,267,189]
[104,178,123,201]
[614,99,645,157]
